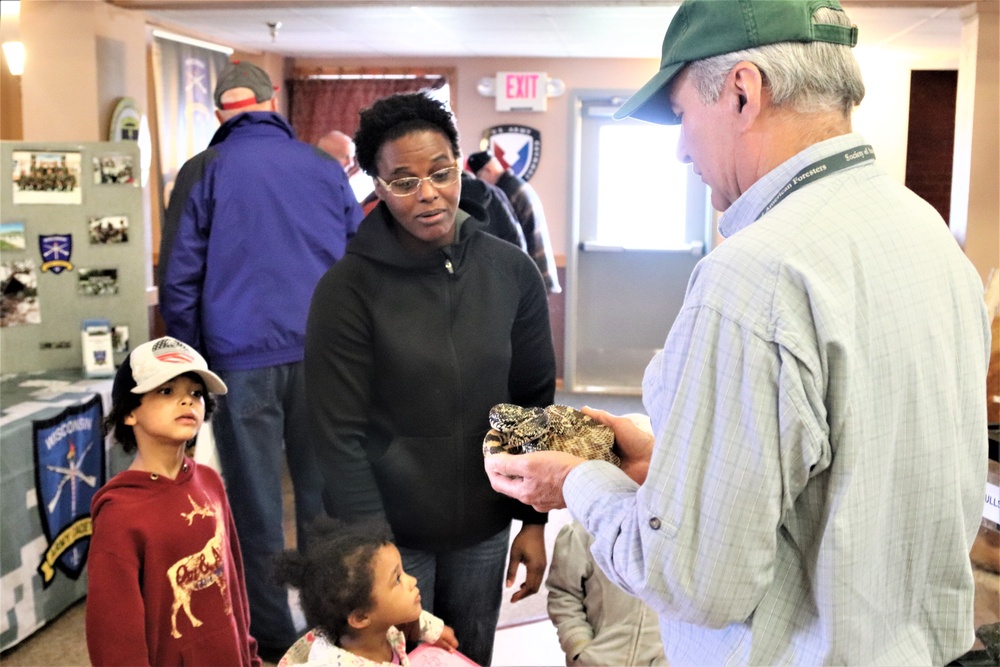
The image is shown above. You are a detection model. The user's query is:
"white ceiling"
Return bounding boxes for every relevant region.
[114,1,967,62]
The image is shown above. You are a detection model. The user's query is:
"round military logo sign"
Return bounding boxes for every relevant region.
[109,97,141,142]
[481,125,541,181]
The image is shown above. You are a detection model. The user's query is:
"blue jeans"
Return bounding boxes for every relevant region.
[397,525,511,667]
[211,362,325,651]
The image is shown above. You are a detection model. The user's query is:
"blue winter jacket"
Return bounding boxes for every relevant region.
[158,112,362,371]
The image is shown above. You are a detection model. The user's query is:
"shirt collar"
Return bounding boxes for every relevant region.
[718,132,869,238]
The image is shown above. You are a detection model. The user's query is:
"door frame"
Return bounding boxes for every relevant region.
[563,88,715,393]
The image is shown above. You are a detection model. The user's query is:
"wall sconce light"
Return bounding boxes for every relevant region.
[476,77,496,97]
[2,41,24,76]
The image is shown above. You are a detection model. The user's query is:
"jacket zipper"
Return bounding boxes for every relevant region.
[443,253,462,546]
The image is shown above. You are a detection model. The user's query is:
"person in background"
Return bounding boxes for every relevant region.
[317,129,376,205]
[273,517,458,667]
[547,519,667,667]
[159,60,363,662]
[467,149,562,293]
[316,129,356,172]
[484,0,990,665]
[460,169,528,252]
[86,337,260,666]
[304,91,556,667]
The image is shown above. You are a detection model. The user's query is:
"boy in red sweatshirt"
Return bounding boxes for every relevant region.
[86,336,260,666]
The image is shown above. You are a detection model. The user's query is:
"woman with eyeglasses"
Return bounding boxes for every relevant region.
[303,92,555,667]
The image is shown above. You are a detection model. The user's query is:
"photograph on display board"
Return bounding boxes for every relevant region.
[112,325,130,353]
[88,215,129,244]
[92,155,136,185]
[77,268,119,296]
[11,151,82,205]
[1,259,42,327]
[0,222,26,251]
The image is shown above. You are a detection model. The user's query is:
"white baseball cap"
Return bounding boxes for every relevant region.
[112,336,227,402]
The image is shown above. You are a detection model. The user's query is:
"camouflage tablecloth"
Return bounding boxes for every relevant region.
[0,369,130,652]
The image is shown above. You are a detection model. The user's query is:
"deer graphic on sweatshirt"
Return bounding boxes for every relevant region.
[168,494,232,639]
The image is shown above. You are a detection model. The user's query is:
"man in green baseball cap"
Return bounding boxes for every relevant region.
[613,0,858,124]
[485,2,991,665]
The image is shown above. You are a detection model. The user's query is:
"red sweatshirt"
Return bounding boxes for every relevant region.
[86,458,260,666]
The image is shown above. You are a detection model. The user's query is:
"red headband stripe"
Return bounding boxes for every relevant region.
[220,96,260,110]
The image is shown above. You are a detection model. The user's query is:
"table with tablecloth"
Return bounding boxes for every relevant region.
[0,369,131,652]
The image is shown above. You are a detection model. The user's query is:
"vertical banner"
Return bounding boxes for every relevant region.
[151,38,229,209]
[32,395,106,587]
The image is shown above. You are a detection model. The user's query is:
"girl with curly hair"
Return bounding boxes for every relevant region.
[273,518,457,666]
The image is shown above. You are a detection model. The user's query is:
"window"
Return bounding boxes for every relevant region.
[596,123,689,249]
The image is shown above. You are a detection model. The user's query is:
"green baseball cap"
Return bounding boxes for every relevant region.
[614,0,858,124]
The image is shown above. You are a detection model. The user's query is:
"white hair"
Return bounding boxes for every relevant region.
[686,7,865,117]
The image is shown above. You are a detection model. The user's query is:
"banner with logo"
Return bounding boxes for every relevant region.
[481,125,542,181]
[151,37,229,209]
[32,394,106,587]
[39,234,73,274]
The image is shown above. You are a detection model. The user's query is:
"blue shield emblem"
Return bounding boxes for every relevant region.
[483,125,542,181]
[39,234,73,274]
[33,394,106,586]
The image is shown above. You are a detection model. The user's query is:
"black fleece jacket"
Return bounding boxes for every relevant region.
[304,198,555,551]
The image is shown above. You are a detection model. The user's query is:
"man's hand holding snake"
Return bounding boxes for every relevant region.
[484,406,655,511]
[484,450,583,512]
[580,407,654,485]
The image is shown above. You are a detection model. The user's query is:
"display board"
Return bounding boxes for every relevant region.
[0,141,149,373]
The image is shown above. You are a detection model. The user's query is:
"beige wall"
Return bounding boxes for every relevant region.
[20,0,147,142]
[950,3,1000,285]
[0,56,22,139]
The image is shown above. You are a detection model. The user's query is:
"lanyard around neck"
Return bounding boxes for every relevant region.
[757,145,876,220]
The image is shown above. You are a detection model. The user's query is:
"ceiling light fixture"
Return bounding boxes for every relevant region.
[151,29,233,55]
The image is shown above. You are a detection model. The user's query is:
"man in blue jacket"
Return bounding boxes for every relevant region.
[158,60,363,662]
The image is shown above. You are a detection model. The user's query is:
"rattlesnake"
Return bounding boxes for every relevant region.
[482,403,619,465]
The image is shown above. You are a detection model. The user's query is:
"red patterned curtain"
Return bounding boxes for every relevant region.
[288,74,449,146]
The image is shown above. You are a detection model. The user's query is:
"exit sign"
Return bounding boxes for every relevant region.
[496,72,547,112]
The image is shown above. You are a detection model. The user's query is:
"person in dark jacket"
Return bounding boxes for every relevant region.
[467,149,562,293]
[460,170,528,252]
[158,60,363,662]
[304,92,556,667]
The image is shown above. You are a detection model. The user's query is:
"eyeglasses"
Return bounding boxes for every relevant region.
[376,164,461,197]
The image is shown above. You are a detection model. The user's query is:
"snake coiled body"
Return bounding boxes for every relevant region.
[483,403,619,465]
